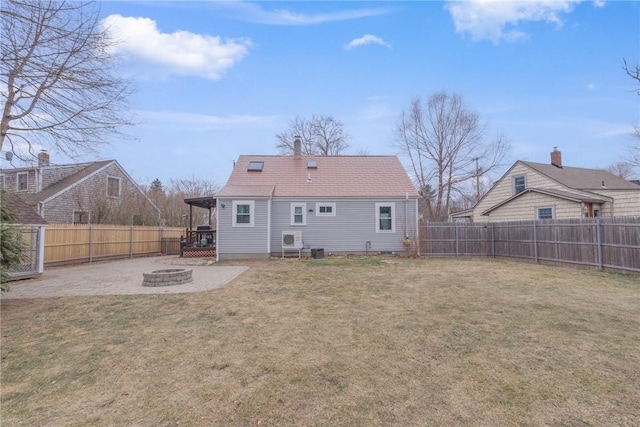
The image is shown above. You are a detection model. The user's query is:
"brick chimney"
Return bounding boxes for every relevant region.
[551,147,562,168]
[293,135,302,159]
[38,150,50,167]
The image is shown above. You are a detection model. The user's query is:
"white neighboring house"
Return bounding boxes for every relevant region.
[451,149,640,222]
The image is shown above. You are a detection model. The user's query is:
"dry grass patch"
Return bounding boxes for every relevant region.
[1,257,639,426]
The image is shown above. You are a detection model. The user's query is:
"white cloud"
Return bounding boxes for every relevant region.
[587,83,595,91]
[101,15,251,80]
[445,0,584,43]
[344,34,392,50]
[217,2,390,25]
[139,110,280,131]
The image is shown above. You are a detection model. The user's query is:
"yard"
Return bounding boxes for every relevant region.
[1,257,639,426]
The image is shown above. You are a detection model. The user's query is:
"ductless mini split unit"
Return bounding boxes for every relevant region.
[282,230,303,249]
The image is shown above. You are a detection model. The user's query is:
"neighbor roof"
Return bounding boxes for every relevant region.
[521,161,640,190]
[2,193,47,225]
[481,187,610,216]
[19,160,113,206]
[216,155,419,198]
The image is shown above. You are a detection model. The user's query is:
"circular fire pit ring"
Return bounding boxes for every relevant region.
[143,268,193,287]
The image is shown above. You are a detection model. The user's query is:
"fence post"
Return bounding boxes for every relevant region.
[596,217,603,270]
[130,224,134,258]
[491,223,495,258]
[89,224,93,263]
[455,222,459,257]
[533,220,538,263]
[159,225,163,254]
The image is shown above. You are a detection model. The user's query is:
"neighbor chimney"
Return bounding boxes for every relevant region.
[293,135,302,159]
[551,147,562,168]
[38,150,50,167]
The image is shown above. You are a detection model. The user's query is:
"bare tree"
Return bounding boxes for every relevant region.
[0,0,134,159]
[149,178,219,227]
[620,59,640,170]
[604,161,635,180]
[395,91,510,221]
[623,59,640,94]
[276,115,350,156]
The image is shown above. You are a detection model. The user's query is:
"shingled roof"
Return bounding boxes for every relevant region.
[2,193,47,225]
[216,155,419,198]
[520,161,639,190]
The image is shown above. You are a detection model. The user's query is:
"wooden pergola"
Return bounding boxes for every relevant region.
[182,196,217,257]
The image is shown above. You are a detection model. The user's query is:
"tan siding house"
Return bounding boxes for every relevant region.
[452,149,640,222]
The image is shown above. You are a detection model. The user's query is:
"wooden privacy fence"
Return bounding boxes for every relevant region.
[44,224,184,266]
[421,217,640,273]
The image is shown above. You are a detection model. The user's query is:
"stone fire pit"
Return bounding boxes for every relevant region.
[142,268,193,287]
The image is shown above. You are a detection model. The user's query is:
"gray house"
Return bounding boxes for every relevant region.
[215,145,420,260]
[0,151,159,225]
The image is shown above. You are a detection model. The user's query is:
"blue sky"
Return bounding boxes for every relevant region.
[48,1,640,185]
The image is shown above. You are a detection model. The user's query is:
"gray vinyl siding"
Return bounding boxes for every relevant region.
[217,198,270,260]
[270,197,418,254]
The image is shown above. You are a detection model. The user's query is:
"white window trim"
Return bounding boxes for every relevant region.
[290,202,306,226]
[315,202,336,217]
[513,175,526,195]
[17,172,28,192]
[232,200,254,227]
[107,176,121,198]
[375,203,395,233]
[536,206,554,220]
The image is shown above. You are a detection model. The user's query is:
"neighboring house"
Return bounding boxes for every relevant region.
[215,141,420,260]
[0,151,159,225]
[1,192,47,279]
[451,148,640,222]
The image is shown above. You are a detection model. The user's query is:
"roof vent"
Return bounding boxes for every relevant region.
[307,160,317,168]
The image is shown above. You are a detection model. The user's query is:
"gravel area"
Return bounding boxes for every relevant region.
[1,256,248,299]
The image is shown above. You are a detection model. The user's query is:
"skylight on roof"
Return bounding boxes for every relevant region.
[247,161,264,171]
[307,160,317,168]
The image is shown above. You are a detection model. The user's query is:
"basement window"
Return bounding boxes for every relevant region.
[247,161,264,171]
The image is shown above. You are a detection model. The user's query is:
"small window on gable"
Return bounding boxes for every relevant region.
[307,160,317,169]
[513,175,526,195]
[290,203,306,226]
[248,161,264,171]
[107,176,121,198]
[536,206,554,220]
[17,172,28,191]
[316,202,336,216]
[73,211,89,224]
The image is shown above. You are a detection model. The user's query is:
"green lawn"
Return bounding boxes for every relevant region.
[1,257,639,426]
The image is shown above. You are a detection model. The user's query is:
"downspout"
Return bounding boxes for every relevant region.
[215,200,219,262]
[267,195,272,255]
[405,192,408,239]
